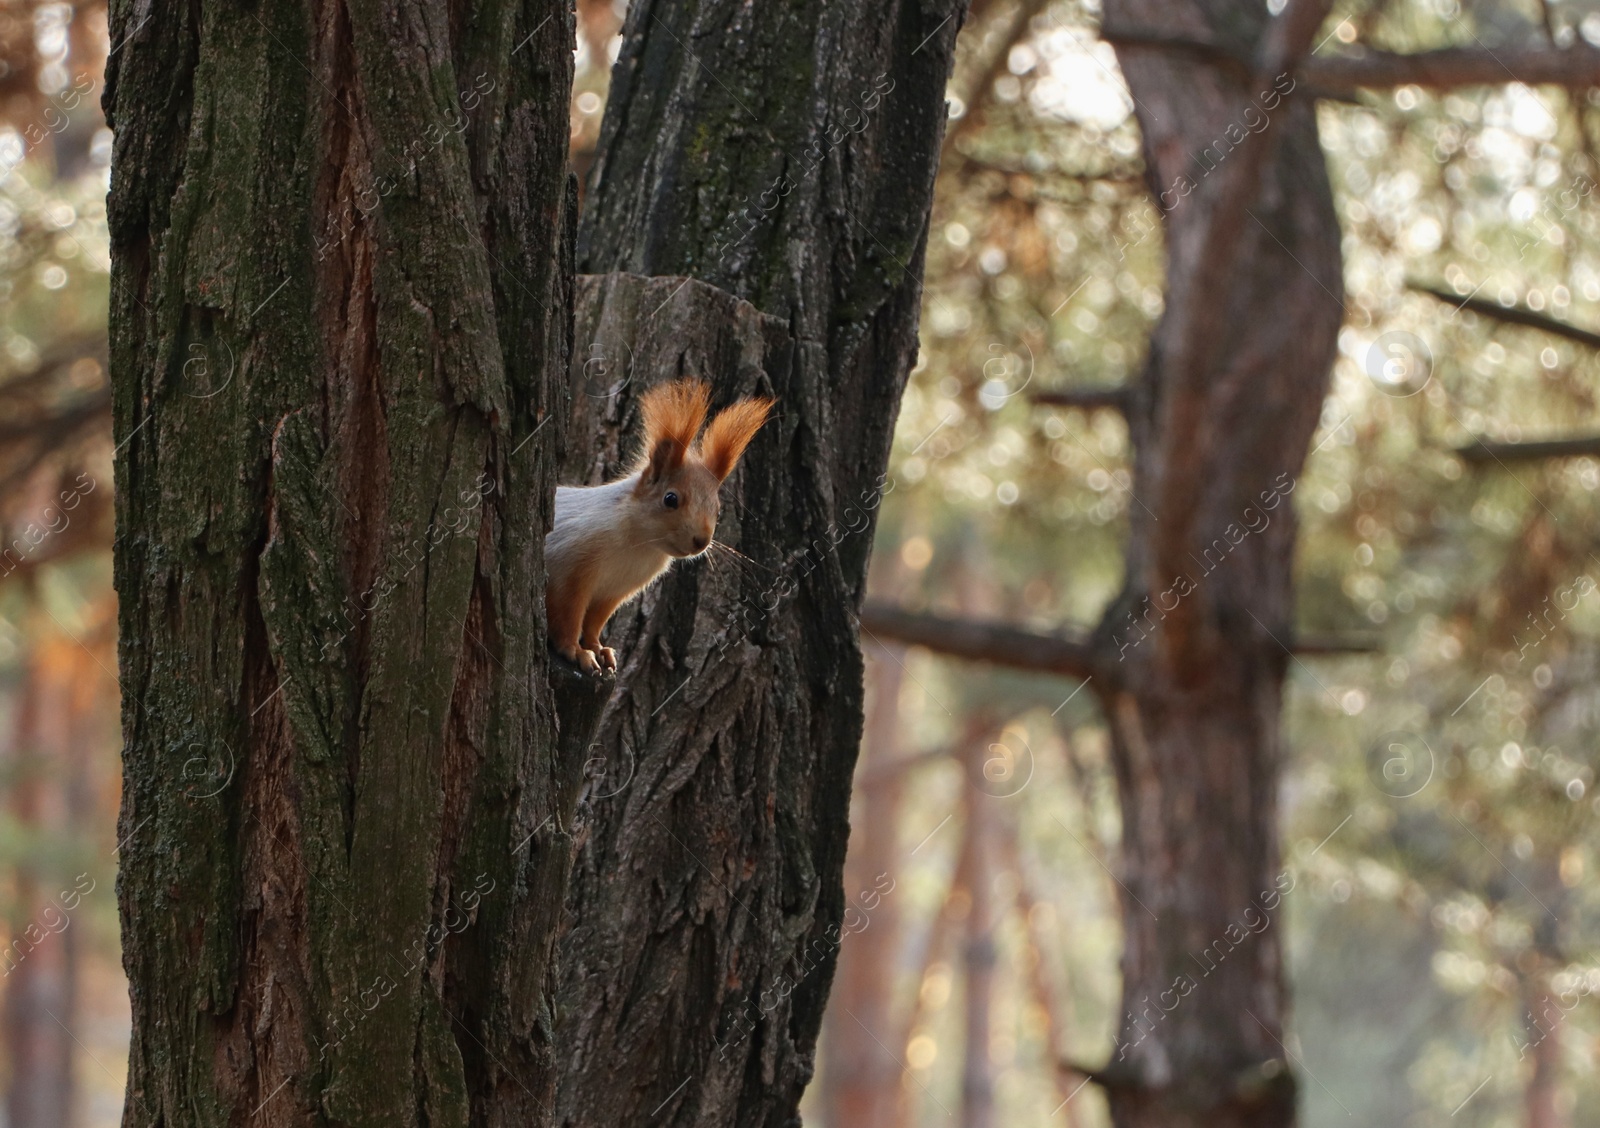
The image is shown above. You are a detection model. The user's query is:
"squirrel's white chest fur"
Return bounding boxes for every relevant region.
[547,477,673,607]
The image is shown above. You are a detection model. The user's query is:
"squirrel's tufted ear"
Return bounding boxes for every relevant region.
[699,396,775,482]
[637,379,711,483]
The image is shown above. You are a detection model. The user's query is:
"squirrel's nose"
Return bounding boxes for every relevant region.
[691,535,709,552]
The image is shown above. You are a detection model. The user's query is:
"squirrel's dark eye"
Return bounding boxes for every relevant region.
[663,491,680,510]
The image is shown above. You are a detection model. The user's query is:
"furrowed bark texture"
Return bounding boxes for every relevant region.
[104,0,593,1124]
[554,2,966,1125]
[1093,1,1344,1125]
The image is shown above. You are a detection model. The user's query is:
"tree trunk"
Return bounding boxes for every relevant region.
[893,828,970,1128]
[821,646,908,1128]
[104,1,597,1124]
[554,2,966,1124]
[3,873,76,1128]
[5,634,78,1128]
[1094,1,1344,1125]
[959,753,996,1128]
[1000,822,1086,1128]
[1522,981,1566,1128]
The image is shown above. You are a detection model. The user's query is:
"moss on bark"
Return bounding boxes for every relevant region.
[106,1,587,1123]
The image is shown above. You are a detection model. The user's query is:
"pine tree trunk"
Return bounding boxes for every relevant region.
[5,643,78,1128]
[1521,973,1568,1128]
[554,2,967,1124]
[821,648,907,1128]
[1511,906,1572,1128]
[959,755,997,1128]
[104,2,594,1124]
[1001,825,1087,1128]
[3,869,76,1128]
[1093,1,1344,1124]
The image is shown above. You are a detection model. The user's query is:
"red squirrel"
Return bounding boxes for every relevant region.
[546,378,774,673]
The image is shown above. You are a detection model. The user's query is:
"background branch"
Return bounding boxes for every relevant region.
[1302,45,1600,93]
[1032,386,1130,412]
[858,606,1380,677]
[1411,282,1600,350]
[1456,435,1600,463]
[1291,633,1384,654]
[859,603,1102,680]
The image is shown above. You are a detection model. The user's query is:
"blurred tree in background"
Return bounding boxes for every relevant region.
[5,0,1600,1125]
[835,0,1600,1124]
[0,2,118,1124]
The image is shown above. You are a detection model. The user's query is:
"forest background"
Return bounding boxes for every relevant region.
[1,0,1597,1124]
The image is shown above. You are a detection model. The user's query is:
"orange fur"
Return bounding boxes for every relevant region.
[635,379,712,481]
[581,593,628,652]
[547,377,775,673]
[699,397,776,481]
[545,559,594,663]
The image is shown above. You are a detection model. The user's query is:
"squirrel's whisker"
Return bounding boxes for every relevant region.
[705,544,754,577]
[709,540,773,573]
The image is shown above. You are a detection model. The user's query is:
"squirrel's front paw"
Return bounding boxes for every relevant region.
[595,646,617,671]
[576,648,602,674]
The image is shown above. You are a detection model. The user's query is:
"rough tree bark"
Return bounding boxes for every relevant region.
[104,1,599,1124]
[552,2,966,1125]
